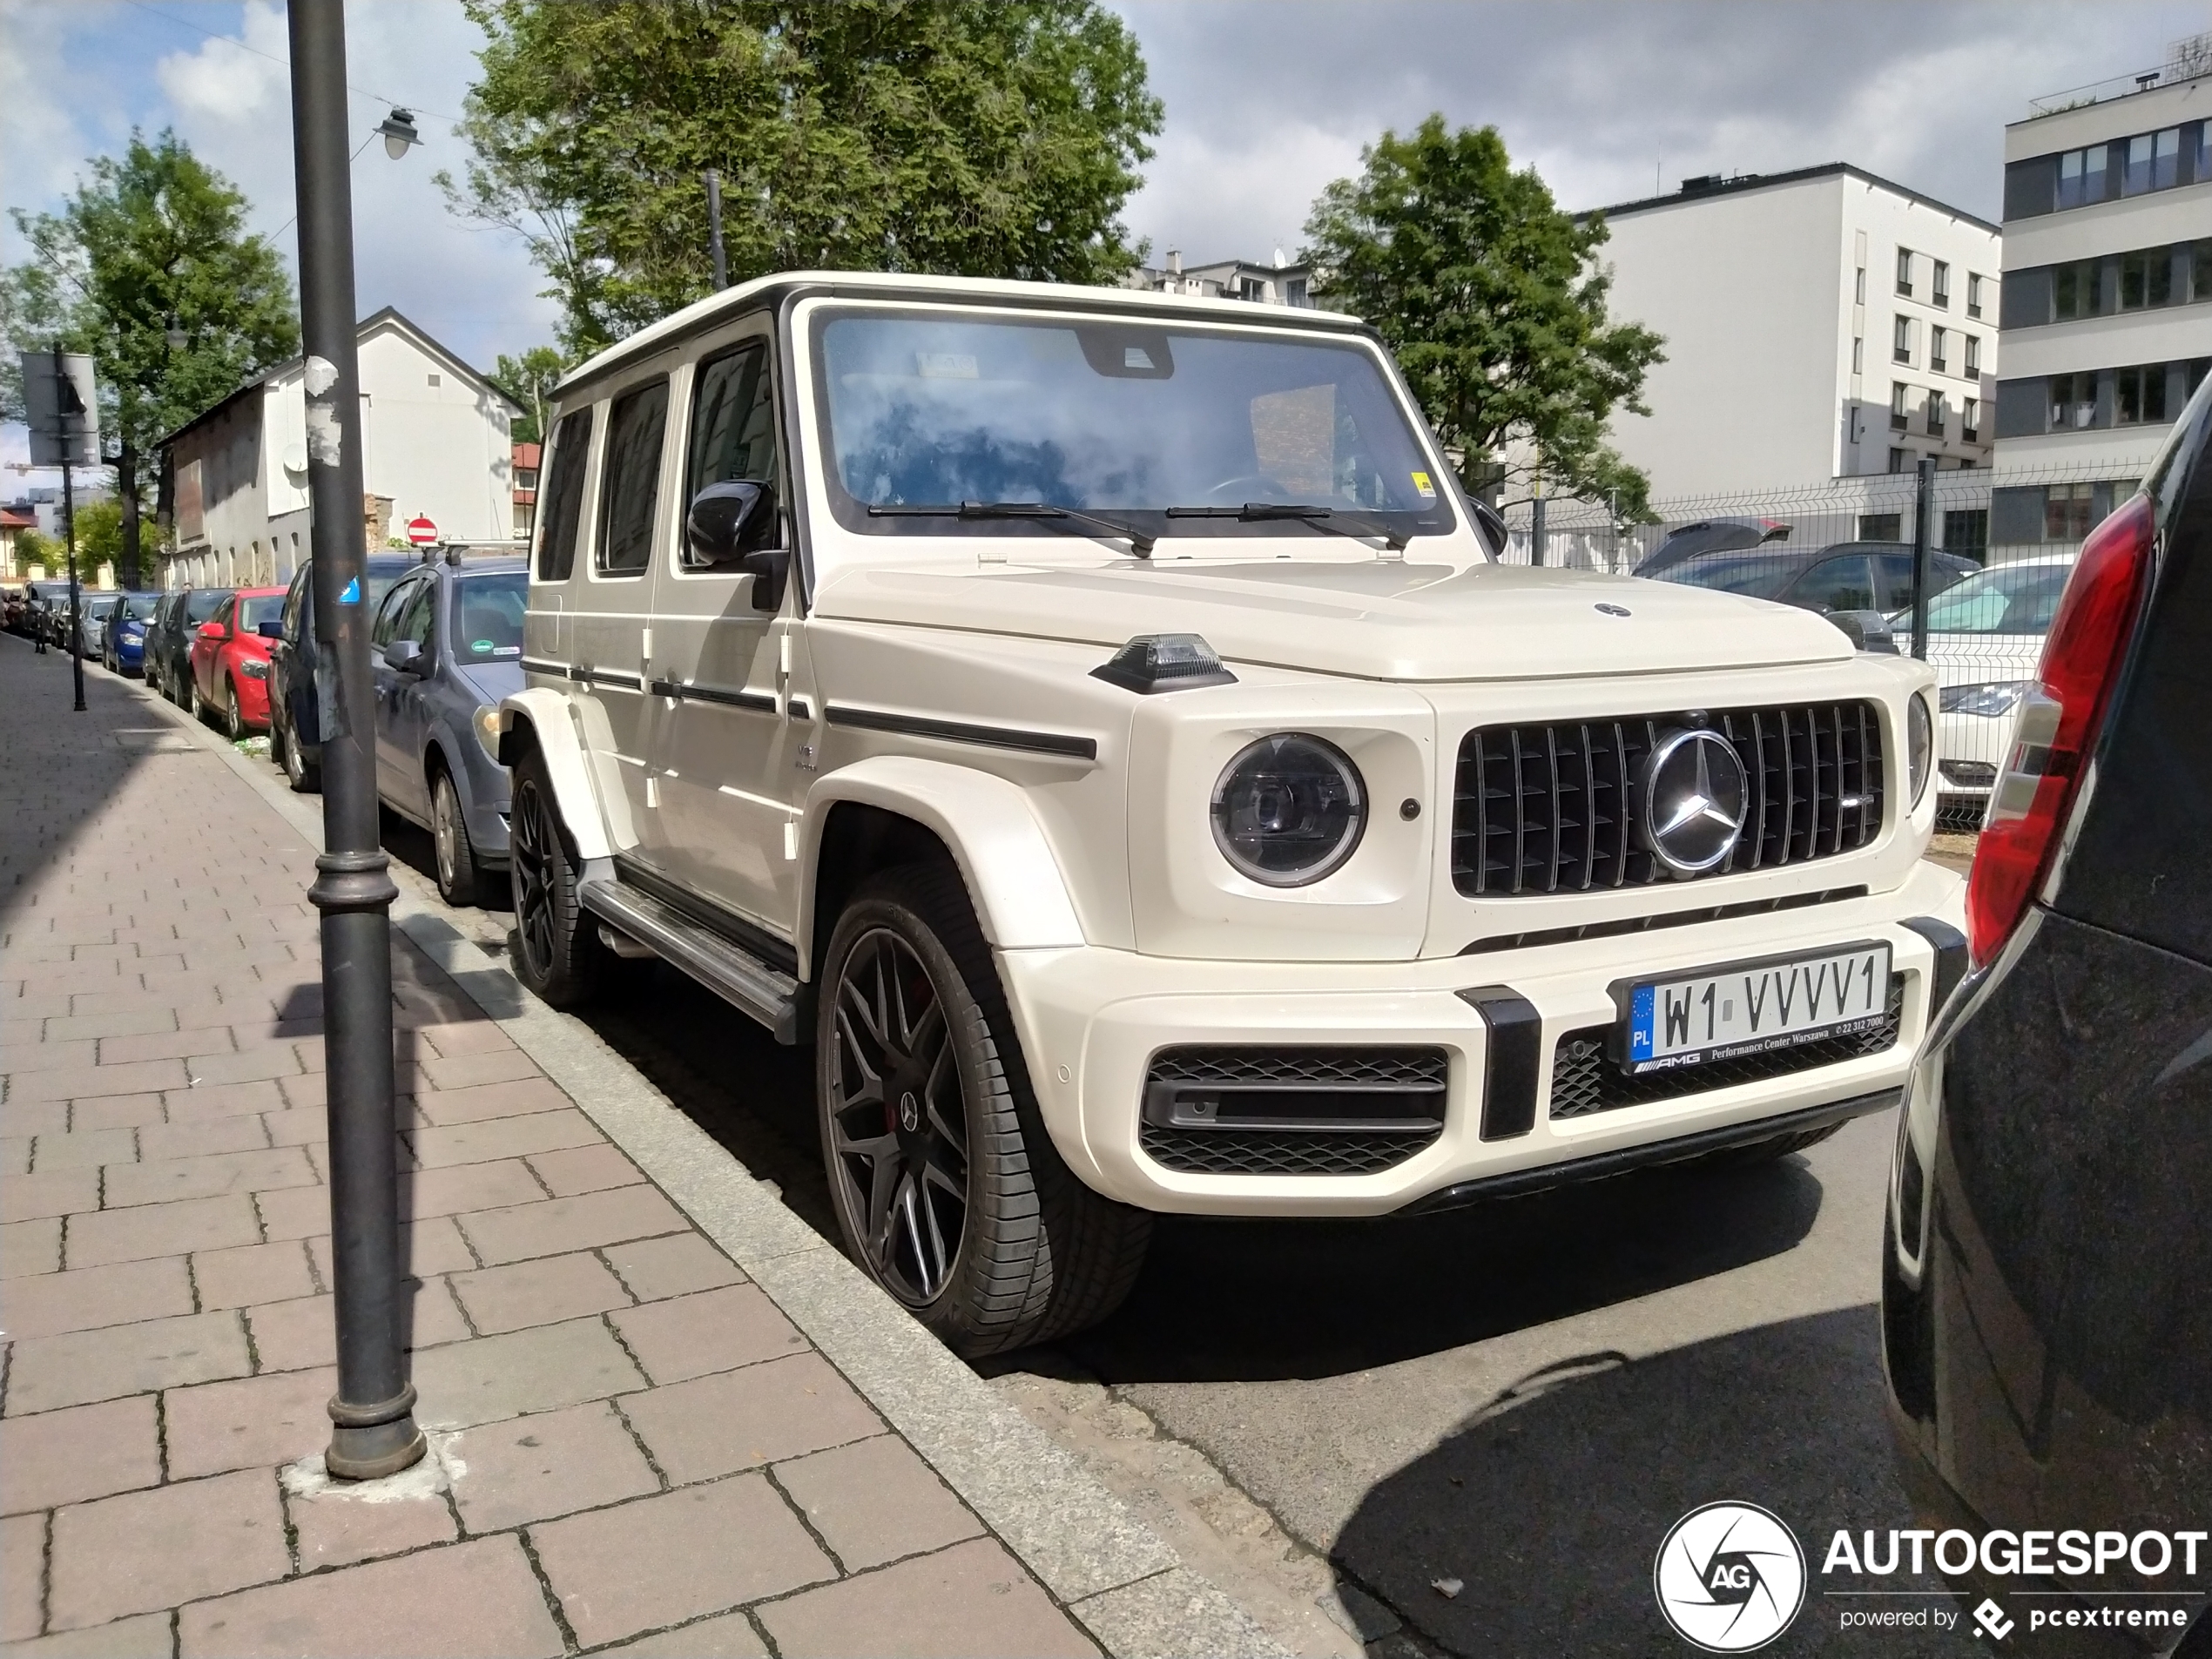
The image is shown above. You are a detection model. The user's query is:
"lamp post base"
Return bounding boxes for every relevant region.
[326,1383,426,1480]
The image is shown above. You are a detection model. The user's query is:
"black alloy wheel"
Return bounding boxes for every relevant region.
[816,865,1152,1355]
[506,747,605,1008]
[824,925,970,1306]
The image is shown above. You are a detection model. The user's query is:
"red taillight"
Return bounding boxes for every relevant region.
[1966,494,2156,965]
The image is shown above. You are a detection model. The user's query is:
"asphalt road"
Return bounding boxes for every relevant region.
[385,813,1969,1657]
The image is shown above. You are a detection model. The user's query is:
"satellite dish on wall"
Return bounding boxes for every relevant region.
[282,444,308,475]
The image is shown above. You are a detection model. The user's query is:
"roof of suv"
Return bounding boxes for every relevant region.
[560,268,1372,401]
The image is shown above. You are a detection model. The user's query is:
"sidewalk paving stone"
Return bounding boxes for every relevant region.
[20,1128,136,1170]
[601,1231,744,1300]
[755,1536,1098,1659]
[49,1469,288,1630]
[448,1250,631,1335]
[243,1283,472,1373]
[618,1352,883,1483]
[456,1184,689,1265]
[0,1170,100,1222]
[448,1399,658,1532]
[4,1309,252,1416]
[190,1238,317,1310]
[178,1535,563,1659]
[164,1366,338,1480]
[525,1142,644,1197]
[0,1257,193,1340]
[405,1108,604,1170]
[595,1609,771,1657]
[65,1093,165,1133]
[771,1433,984,1572]
[529,1473,835,1649]
[1,1513,42,1642]
[138,1114,273,1163]
[287,1478,458,1573]
[103,1145,318,1210]
[1,1218,61,1278]
[607,1284,806,1384]
[409,1317,646,1429]
[0,1397,161,1514]
[63,1195,260,1269]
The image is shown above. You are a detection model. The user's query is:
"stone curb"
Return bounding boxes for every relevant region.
[106,662,1288,1659]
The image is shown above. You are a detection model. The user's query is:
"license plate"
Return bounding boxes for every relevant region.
[1624,943,1892,1075]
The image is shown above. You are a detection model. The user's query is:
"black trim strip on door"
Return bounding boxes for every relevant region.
[582,667,644,691]
[648,677,778,711]
[521,657,570,678]
[823,703,1097,760]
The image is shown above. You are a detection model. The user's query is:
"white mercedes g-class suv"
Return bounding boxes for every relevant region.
[500,270,1965,1356]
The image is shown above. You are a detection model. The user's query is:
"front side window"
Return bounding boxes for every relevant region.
[813,308,1452,551]
[536,408,593,583]
[236,593,286,635]
[370,577,418,647]
[450,572,528,661]
[596,378,670,577]
[684,338,780,570]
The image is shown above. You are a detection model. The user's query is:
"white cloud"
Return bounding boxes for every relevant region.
[153,0,289,125]
[0,0,101,213]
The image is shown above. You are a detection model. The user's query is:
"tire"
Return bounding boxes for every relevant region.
[223,678,246,741]
[185,671,202,720]
[278,712,320,792]
[430,768,480,907]
[816,861,1150,1357]
[507,742,608,1008]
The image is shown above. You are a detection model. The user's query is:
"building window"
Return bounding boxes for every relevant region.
[1932,260,1950,307]
[515,469,538,491]
[1966,273,1985,318]
[1855,266,1866,305]
[1891,381,1911,431]
[2121,127,2183,196]
[2045,482,2095,542]
[2057,144,2110,209]
[2194,240,2212,304]
[1962,396,1979,442]
[2115,365,2169,426]
[2054,260,2106,320]
[1892,315,1913,364]
[1963,335,1980,378]
[1851,336,1864,374]
[1860,512,1904,539]
[2119,247,2175,310]
[2049,372,2096,430]
[427,373,442,388]
[1929,326,1948,374]
[1896,246,1914,296]
[1887,448,1908,475]
[1926,392,1947,436]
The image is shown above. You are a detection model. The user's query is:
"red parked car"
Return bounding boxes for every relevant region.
[188,587,287,739]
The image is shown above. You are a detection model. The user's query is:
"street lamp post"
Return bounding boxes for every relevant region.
[287,0,424,1480]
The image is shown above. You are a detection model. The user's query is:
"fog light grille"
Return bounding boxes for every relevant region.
[1137,1046,1447,1177]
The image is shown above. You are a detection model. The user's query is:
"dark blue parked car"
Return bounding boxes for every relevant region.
[99,591,162,676]
[368,552,529,905]
[269,551,421,792]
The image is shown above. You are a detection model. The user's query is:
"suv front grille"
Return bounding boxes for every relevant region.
[1452,703,1885,896]
[1548,974,1905,1119]
[1136,1046,1446,1177]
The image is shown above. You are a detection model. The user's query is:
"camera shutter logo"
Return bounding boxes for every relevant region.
[1643,728,1750,875]
[1653,1501,1806,1651]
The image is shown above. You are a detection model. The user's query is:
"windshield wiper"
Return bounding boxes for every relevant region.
[1164,502,1410,551]
[868,500,1155,558]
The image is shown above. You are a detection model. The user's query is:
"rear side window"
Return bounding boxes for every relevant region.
[1789,556,1876,611]
[536,408,594,583]
[596,379,670,577]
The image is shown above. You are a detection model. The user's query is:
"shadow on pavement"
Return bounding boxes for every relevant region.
[1054,1153,1827,1384]
[1332,1305,1954,1657]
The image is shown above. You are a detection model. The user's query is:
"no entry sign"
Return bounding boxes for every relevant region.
[406,515,440,546]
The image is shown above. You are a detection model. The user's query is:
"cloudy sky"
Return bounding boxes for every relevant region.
[3,0,2203,478]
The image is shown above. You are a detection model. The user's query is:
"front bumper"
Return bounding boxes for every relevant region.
[1002,860,1965,1216]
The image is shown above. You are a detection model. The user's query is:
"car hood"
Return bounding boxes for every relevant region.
[812,555,1853,681]
[455,660,525,705]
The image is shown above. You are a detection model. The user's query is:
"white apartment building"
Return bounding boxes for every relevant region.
[1589,165,2001,500]
[158,308,522,588]
[1993,44,2212,555]
[1123,249,1315,307]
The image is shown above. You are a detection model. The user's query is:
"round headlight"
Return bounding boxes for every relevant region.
[1907,693,1933,806]
[1210,733,1366,887]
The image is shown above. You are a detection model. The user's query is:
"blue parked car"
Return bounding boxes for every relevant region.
[100,591,162,677]
[368,552,529,905]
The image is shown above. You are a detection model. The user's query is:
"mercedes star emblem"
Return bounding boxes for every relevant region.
[1642,728,1750,874]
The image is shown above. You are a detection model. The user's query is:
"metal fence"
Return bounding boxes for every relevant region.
[1494,460,2149,830]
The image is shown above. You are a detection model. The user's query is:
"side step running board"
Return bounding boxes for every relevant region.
[577,878,802,1043]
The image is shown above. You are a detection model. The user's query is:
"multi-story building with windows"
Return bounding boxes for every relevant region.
[1588,165,2000,499]
[1993,41,2212,555]
[1123,250,1315,307]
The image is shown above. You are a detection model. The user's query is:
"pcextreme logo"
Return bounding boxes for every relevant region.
[1655,1502,1808,1652]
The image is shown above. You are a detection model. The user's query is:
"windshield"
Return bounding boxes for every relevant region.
[83,595,119,616]
[237,595,286,632]
[185,590,232,621]
[1910,562,2072,634]
[450,572,527,661]
[813,307,1453,546]
[1649,556,1792,597]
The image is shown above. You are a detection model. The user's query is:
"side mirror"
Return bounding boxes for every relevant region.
[685,479,773,570]
[742,549,791,613]
[256,619,284,639]
[198,619,227,640]
[382,639,424,674]
[1825,609,1898,654]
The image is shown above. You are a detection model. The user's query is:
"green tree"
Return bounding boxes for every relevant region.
[444,1,1162,355]
[0,132,299,586]
[1304,118,1665,520]
[73,497,124,572]
[12,526,59,576]
[494,345,569,444]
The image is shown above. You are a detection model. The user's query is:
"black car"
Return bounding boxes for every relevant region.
[146,588,234,704]
[1644,538,1978,616]
[1881,374,2212,1652]
[269,552,422,792]
[19,580,72,645]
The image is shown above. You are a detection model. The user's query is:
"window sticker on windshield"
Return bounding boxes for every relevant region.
[916,353,978,380]
[472,639,495,652]
[493,645,521,657]
[1412,470,1437,498]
